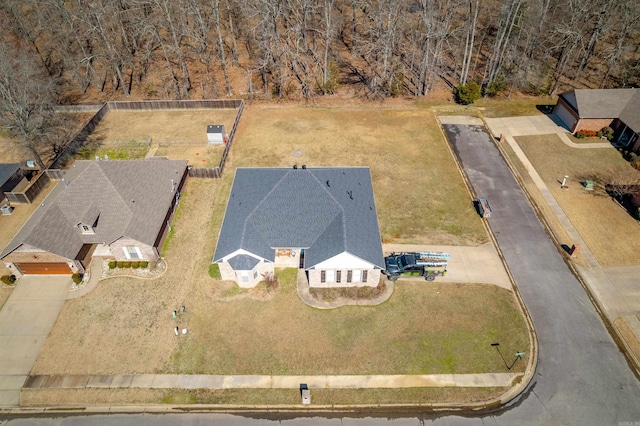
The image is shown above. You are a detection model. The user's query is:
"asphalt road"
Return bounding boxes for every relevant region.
[439,123,640,424]
[3,123,640,425]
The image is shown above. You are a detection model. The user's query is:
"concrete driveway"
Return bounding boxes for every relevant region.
[0,275,70,406]
[484,114,613,148]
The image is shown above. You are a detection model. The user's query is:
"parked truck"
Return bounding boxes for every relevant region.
[382,251,449,282]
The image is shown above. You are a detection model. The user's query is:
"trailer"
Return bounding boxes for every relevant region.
[382,251,449,282]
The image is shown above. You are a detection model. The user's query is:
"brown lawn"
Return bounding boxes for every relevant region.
[31,105,528,405]
[515,134,640,266]
[227,105,487,245]
[33,178,528,378]
[87,109,238,166]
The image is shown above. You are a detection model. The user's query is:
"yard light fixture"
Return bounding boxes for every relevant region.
[561,175,569,189]
[491,343,509,370]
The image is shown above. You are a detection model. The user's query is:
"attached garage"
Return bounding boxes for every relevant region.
[554,102,577,132]
[14,262,72,275]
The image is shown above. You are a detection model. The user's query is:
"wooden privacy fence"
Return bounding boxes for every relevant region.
[107,99,242,111]
[48,99,245,177]
[49,103,111,170]
[5,172,52,204]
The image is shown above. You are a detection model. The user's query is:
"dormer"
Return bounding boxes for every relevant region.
[78,223,95,235]
[78,214,99,235]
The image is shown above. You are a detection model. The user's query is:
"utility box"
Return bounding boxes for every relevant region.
[207,125,226,145]
[300,383,310,405]
[477,197,492,218]
[583,180,594,190]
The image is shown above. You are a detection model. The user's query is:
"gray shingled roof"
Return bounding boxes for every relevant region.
[1,159,188,260]
[560,89,639,124]
[619,90,640,133]
[0,163,21,187]
[213,167,384,269]
[228,254,260,270]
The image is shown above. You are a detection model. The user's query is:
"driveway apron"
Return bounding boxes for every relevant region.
[0,275,70,406]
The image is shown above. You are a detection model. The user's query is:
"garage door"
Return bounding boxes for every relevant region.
[14,262,72,275]
[555,104,577,132]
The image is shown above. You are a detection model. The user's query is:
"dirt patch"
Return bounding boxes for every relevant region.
[515,134,640,266]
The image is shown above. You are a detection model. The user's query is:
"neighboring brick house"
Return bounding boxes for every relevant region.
[212,167,385,288]
[1,159,188,276]
[554,88,640,151]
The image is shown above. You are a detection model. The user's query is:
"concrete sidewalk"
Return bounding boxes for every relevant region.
[0,276,71,406]
[23,372,521,390]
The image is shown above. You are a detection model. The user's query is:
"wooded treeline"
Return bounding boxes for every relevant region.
[1,0,639,103]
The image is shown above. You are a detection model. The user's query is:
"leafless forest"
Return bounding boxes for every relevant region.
[2,0,639,102]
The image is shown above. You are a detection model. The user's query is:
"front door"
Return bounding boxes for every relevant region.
[299,249,305,269]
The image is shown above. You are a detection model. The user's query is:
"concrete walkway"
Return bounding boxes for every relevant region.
[484,115,614,149]
[0,276,71,406]
[23,372,521,390]
[483,114,640,367]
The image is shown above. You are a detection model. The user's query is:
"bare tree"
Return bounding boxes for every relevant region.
[0,42,59,168]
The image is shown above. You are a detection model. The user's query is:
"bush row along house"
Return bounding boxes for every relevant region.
[554,88,640,151]
[212,167,385,288]
[1,159,188,276]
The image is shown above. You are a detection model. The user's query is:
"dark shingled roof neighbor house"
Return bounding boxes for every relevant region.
[1,159,188,262]
[0,162,22,196]
[213,167,384,271]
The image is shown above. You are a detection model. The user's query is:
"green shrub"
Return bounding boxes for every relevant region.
[123,261,131,268]
[140,261,149,269]
[576,131,586,139]
[484,77,507,97]
[108,260,117,269]
[1,275,16,285]
[71,273,83,284]
[208,263,221,279]
[454,82,481,105]
[117,261,125,268]
[131,261,140,269]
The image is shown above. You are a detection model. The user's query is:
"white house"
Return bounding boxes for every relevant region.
[212,167,385,288]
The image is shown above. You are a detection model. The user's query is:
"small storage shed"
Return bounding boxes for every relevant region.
[207,125,226,145]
